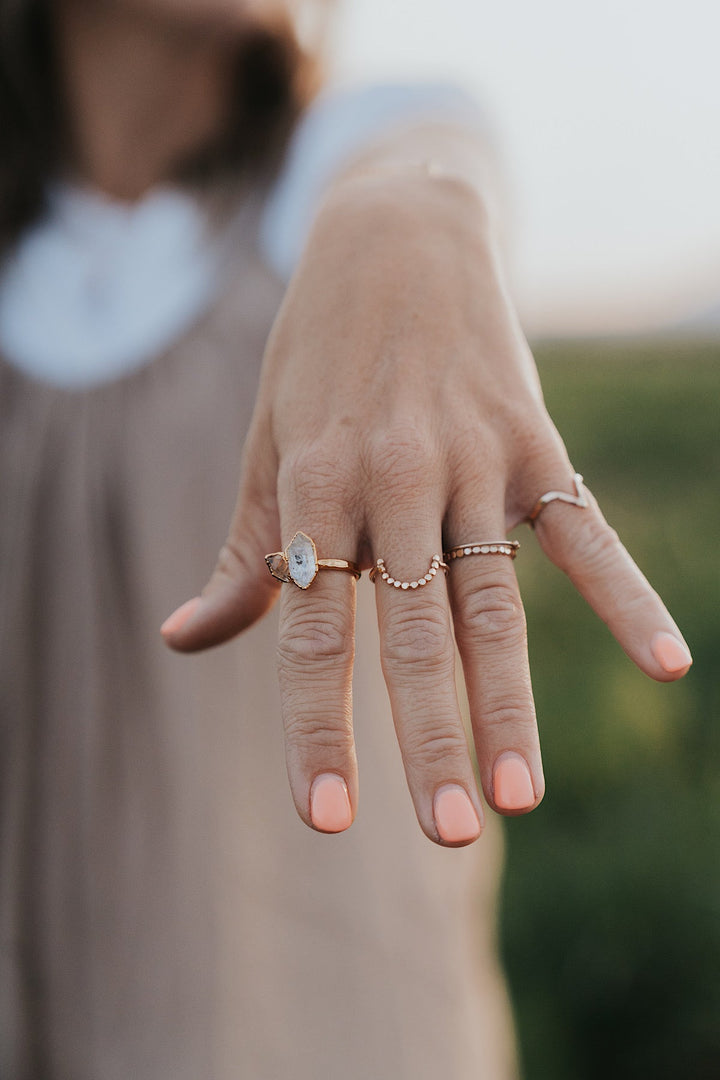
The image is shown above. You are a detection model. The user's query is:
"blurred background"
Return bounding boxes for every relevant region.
[324,2,720,1076]
[326,0,720,337]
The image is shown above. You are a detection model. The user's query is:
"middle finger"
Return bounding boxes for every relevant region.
[370,510,485,847]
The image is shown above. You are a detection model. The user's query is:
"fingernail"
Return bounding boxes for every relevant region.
[493,752,535,811]
[160,597,201,636]
[651,631,693,673]
[433,784,482,843]
[310,773,353,833]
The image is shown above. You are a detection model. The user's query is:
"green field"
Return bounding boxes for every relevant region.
[501,339,720,1080]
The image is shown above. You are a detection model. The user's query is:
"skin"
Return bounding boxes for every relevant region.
[56,1,692,846]
[54,0,267,199]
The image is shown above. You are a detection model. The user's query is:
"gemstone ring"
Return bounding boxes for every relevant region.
[265,531,361,589]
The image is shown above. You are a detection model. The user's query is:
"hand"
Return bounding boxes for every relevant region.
[161,166,692,845]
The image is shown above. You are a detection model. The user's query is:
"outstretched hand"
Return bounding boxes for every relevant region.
[161,165,692,845]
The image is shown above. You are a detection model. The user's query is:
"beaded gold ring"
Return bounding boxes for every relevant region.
[369,554,449,590]
[444,540,520,562]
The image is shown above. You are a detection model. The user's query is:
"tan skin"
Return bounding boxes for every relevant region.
[56,0,692,845]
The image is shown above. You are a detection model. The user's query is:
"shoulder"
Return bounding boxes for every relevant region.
[291,78,487,145]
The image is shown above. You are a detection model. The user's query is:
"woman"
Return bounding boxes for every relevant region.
[0,1,692,1077]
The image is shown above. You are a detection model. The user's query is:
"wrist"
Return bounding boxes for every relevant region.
[307,161,495,276]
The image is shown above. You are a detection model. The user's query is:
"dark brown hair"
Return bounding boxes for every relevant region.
[0,1,322,252]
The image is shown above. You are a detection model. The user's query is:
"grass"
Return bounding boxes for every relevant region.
[499,338,720,1080]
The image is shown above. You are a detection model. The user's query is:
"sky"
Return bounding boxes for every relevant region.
[328,0,720,334]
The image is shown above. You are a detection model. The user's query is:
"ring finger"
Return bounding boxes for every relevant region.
[444,497,545,817]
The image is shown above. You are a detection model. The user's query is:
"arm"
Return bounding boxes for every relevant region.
[162,117,692,844]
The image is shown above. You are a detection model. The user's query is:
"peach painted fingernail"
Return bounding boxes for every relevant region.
[651,631,693,673]
[310,773,353,833]
[433,785,482,843]
[160,597,201,636]
[493,753,535,811]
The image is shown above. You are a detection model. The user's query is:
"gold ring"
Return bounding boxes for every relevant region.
[527,472,588,528]
[369,554,449,590]
[265,532,361,589]
[444,540,519,561]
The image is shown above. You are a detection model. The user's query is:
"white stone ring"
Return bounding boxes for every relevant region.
[265,531,361,589]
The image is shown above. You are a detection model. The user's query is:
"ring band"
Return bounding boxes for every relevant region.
[369,554,449,590]
[265,531,360,589]
[527,472,588,528]
[444,540,520,561]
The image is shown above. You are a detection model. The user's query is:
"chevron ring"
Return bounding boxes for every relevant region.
[527,472,589,528]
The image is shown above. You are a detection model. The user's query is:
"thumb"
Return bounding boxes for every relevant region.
[161,427,281,653]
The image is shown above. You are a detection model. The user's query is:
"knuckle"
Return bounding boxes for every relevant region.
[364,424,439,487]
[382,607,454,673]
[451,425,503,489]
[403,723,469,770]
[501,409,566,486]
[478,699,536,735]
[279,442,356,508]
[282,713,353,754]
[571,516,621,576]
[456,582,526,644]
[214,539,251,592]
[612,581,659,621]
[277,609,353,672]
[509,406,559,457]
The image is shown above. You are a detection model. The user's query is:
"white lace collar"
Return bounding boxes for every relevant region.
[0,183,230,388]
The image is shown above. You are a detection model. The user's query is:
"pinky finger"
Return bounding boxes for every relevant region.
[533,484,692,682]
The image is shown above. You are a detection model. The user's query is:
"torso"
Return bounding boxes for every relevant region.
[0,81,516,1080]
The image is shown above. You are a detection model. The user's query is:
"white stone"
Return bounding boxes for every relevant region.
[286,531,318,589]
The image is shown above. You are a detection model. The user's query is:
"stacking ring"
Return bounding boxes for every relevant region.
[265,531,361,589]
[444,540,519,561]
[369,554,449,590]
[526,472,588,528]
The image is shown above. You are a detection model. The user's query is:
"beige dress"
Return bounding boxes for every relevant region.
[0,190,517,1079]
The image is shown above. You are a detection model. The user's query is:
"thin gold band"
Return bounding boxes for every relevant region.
[317,559,362,578]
